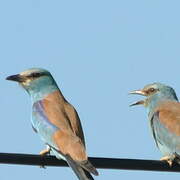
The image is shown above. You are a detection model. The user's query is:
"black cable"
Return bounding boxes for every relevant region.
[0,152,180,172]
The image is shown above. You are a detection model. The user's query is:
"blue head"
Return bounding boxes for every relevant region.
[130,82,178,113]
[6,68,59,102]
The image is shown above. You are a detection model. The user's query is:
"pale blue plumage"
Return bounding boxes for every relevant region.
[151,111,180,157]
[20,68,59,102]
[32,101,58,146]
[130,82,180,165]
[144,83,178,114]
[6,68,98,180]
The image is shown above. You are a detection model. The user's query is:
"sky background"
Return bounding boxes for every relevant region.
[0,0,180,179]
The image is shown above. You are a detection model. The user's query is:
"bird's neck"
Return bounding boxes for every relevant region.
[28,84,64,103]
[23,76,66,103]
[147,95,178,116]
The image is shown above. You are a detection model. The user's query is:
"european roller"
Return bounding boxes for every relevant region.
[130,82,180,166]
[6,68,98,180]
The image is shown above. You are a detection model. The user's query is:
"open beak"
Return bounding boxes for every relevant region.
[129,89,146,106]
[6,74,24,82]
[129,90,146,96]
[129,100,145,106]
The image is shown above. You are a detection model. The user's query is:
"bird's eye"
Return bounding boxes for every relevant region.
[149,88,155,93]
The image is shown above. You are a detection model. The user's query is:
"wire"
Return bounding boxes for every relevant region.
[0,152,180,172]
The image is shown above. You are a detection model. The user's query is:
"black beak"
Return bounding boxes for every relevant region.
[6,74,24,82]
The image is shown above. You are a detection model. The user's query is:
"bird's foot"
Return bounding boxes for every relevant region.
[39,146,51,169]
[39,147,51,156]
[160,155,175,167]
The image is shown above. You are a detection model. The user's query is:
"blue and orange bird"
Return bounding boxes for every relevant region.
[6,68,98,180]
[129,82,180,166]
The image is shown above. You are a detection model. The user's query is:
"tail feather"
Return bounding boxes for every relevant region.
[79,160,99,176]
[174,153,180,164]
[83,169,94,180]
[50,146,98,180]
[65,155,94,180]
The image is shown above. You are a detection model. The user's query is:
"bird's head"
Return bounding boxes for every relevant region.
[129,83,178,109]
[6,68,58,98]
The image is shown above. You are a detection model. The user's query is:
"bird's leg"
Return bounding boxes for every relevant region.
[39,145,51,169]
[160,155,175,167]
[39,146,51,156]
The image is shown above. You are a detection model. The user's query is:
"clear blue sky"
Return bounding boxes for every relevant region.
[1,0,180,179]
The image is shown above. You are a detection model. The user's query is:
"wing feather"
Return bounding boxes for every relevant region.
[150,101,180,154]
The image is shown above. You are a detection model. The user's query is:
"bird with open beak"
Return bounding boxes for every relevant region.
[6,68,98,180]
[130,82,180,166]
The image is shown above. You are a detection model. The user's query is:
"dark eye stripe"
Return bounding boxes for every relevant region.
[28,72,43,78]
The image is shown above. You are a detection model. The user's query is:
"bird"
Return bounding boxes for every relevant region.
[129,82,180,166]
[6,68,98,180]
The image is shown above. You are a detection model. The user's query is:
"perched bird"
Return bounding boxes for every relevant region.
[6,68,98,180]
[130,82,180,166]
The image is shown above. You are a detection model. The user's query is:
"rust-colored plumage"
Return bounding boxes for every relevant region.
[42,90,87,160]
[155,101,180,136]
[6,68,98,179]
